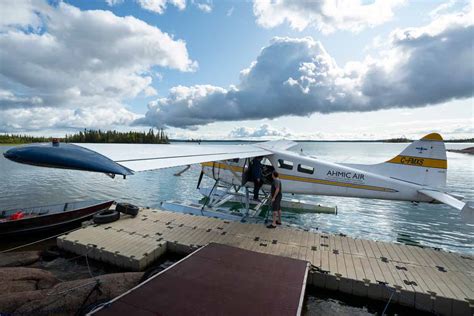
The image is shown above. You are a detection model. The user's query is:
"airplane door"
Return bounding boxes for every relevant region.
[241,158,251,185]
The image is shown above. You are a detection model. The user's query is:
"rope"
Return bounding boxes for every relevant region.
[46,246,99,297]
[47,280,98,296]
[0,226,83,253]
[84,248,95,279]
[75,279,102,316]
[381,287,396,315]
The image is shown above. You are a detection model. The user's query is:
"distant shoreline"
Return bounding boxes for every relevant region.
[170,138,474,143]
[2,138,473,145]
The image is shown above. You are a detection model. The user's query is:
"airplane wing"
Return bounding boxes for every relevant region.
[3,142,271,176]
[255,139,298,151]
[82,143,270,172]
[419,189,474,224]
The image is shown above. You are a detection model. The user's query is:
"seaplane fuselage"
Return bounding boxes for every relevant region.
[201,150,435,203]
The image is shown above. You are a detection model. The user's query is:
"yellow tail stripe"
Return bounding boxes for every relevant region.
[387,155,447,169]
[421,133,443,141]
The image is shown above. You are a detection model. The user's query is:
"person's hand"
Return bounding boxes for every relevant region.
[272,198,275,203]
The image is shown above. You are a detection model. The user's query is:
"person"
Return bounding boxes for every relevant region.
[267,171,282,229]
[251,157,263,201]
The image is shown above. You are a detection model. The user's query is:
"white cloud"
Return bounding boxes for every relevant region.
[137,5,474,129]
[253,0,406,33]
[0,106,140,133]
[196,2,212,13]
[136,0,186,14]
[106,0,186,13]
[105,0,124,6]
[429,0,459,18]
[0,1,196,132]
[0,0,50,32]
[229,124,291,139]
[226,6,234,17]
[368,117,474,140]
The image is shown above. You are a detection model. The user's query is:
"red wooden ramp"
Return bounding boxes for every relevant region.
[93,243,309,316]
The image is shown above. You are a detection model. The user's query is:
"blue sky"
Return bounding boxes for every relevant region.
[0,0,472,139]
[68,0,452,112]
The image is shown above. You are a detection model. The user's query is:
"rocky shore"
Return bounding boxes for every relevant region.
[0,249,144,315]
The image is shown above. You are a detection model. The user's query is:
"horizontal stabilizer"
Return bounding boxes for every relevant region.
[461,202,474,224]
[419,189,473,224]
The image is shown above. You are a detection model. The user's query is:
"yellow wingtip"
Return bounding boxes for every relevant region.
[421,133,443,141]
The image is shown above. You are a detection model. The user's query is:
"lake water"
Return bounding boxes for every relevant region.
[1,142,473,255]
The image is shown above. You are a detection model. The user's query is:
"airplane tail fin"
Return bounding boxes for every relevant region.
[380,133,447,187]
[344,133,448,188]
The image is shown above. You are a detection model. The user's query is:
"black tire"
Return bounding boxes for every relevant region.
[116,202,139,217]
[93,210,120,224]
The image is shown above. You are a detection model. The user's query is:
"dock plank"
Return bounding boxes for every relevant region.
[360,239,376,258]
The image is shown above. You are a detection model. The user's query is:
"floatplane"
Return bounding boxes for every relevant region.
[3,133,473,223]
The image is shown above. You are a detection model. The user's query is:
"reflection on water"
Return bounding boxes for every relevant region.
[0,142,473,255]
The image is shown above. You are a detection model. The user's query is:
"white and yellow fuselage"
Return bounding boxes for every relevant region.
[202,134,448,203]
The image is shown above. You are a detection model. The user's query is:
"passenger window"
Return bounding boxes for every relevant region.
[298,164,314,174]
[229,158,239,163]
[278,159,293,170]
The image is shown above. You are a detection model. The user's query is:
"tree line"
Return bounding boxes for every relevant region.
[0,129,169,144]
[0,134,50,144]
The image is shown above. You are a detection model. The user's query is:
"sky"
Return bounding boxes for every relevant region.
[0,0,472,140]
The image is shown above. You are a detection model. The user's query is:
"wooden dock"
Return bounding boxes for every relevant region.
[57,208,473,316]
[92,243,309,316]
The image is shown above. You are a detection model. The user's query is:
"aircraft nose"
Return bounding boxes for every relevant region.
[3,148,18,161]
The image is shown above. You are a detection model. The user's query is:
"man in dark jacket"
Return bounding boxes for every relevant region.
[267,171,282,229]
[251,157,263,201]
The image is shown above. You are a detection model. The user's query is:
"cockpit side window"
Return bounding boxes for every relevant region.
[297,164,314,174]
[278,159,293,170]
[261,157,272,166]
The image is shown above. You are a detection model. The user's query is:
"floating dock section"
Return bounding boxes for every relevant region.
[57,208,474,316]
[92,243,309,315]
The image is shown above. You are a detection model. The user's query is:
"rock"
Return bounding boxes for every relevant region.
[0,267,59,291]
[0,290,45,314]
[40,257,107,282]
[0,251,41,267]
[1,272,143,315]
[0,280,38,293]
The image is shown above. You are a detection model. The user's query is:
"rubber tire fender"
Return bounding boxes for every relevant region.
[93,210,120,224]
[116,202,139,217]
